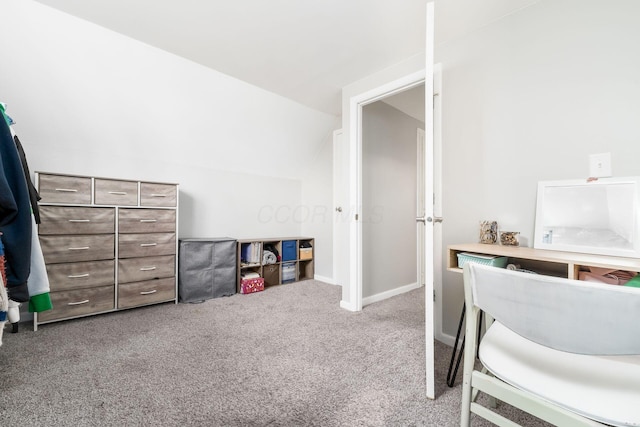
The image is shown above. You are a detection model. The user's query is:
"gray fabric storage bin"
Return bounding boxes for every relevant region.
[178,238,237,302]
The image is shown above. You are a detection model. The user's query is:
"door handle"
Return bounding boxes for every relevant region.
[335,207,343,212]
[419,216,443,223]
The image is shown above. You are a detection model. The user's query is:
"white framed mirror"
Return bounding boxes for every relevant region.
[534,177,640,258]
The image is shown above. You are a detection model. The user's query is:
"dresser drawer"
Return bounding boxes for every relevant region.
[37,285,115,322]
[46,259,115,291]
[118,255,175,284]
[94,179,138,206]
[118,277,176,309]
[140,182,177,207]
[118,233,176,258]
[40,234,115,264]
[39,206,115,235]
[38,174,91,204]
[118,209,176,233]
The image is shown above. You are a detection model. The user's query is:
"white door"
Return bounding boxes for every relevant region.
[333,130,348,289]
[345,1,436,399]
[424,1,436,400]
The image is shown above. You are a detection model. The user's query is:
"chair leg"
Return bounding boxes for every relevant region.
[460,307,481,427]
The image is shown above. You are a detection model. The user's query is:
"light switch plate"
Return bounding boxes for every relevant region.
[589,152,612,178]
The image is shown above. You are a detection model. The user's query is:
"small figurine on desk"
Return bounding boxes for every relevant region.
[500,231,520,246]
[479,221,498,244]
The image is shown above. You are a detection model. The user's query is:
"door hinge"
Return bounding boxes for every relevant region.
[355,214,359,221]
[433,290,436,301]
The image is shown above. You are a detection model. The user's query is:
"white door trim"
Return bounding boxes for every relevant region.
[346,70,425,313]
[332,129,345,288]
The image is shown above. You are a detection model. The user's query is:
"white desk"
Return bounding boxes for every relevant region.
[445,243,640,387]
[448,243,640,279]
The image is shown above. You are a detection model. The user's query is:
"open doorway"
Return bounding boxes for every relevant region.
[361,85,425,305]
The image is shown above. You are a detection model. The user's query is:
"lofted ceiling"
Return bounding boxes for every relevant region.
[34,0,540,116]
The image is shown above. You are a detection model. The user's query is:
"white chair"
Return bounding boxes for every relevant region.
[460,263,640,427]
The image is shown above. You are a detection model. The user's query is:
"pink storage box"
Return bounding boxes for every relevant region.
[240,277,264,294]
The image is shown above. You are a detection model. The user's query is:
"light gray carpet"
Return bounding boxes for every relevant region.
[1,281,547,426]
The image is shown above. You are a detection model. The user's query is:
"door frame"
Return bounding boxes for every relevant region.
[347,70,426,312]
[332,129,345,288]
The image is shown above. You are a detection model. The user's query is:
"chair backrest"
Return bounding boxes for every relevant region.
[464,263,640,355]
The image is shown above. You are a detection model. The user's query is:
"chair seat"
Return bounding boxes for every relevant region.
[480,321,640,427]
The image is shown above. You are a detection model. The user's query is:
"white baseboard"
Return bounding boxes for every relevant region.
[314,274,337,285]
[436,331,456,348]
[362,282,421,306]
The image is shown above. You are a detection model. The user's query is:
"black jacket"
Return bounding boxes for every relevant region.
[0,115,31,302]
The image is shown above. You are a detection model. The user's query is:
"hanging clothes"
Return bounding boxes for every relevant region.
[0,107,18,227]
[1,237,7,344]
[27,215,51,312]
[14,135,41,224]
[0,103,52,314]
[9,118,50,311]
[1,272,8,346]
[0,105,32,303]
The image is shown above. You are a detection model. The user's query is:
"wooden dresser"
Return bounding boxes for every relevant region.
[34,172,178,330]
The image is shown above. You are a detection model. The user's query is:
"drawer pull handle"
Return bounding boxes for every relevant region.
[108,191,127,195]
[68,219,90,223]
[140,243,157,247]
[68,246,90,251]
[140,289,157,295]
[68,273,90,278]
[150,194,167,197]
[55,188,78,193]
[140,219,157,223]
[140,266,157,271]
[67,299,90,306]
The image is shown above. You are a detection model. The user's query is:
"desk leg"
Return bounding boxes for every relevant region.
[446,303,483,388]
[446,303,466,387]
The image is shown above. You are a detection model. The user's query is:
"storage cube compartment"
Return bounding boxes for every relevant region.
[240,277,264,294]
[262,264,280,286]
[282,262,296,283]
[240,242,262,265]
[282,240,297,261]
[456,252,508,269]
[298,260,314,281]
[299,240,313,260]
[263,241,281,263]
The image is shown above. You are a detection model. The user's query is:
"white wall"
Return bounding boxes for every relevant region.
[436,0,640,339]
[362,101,422,299]
[0,0,337,241]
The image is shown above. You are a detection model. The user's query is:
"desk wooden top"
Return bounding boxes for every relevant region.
[448,243,640,274]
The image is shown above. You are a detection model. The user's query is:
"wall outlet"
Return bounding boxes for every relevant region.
[589,152,612,178]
